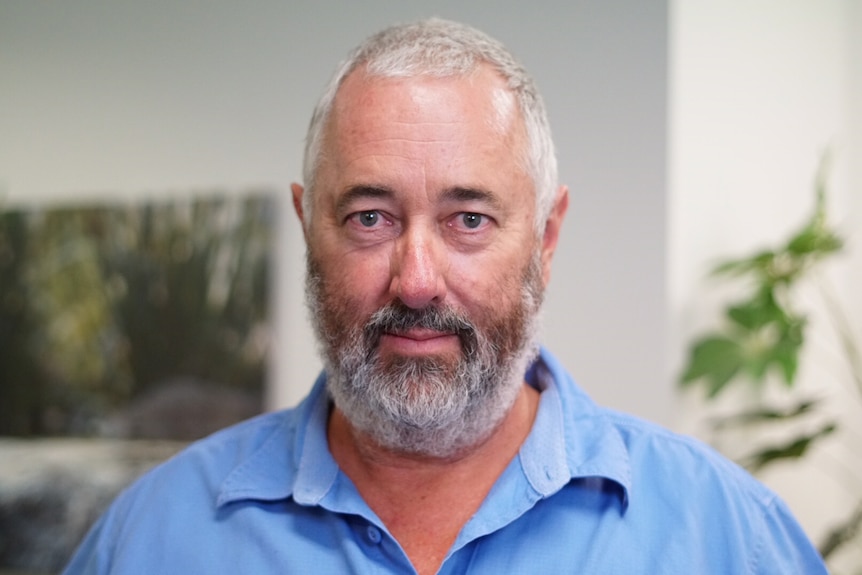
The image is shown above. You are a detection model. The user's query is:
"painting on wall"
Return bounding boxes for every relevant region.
[0,191,275,572]
[0,191,274,440]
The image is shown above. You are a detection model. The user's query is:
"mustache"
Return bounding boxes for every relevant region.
[363,301,478,356]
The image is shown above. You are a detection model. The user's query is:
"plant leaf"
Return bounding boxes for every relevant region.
[711,398,821,429]
[819,499,862,559]
[741,422,836,473]
[680,336,744,397]
[726,289,783,330]
[712,250,775,278]
[786,224,843,257]
[742,351,771,382]
[774,345,799,385]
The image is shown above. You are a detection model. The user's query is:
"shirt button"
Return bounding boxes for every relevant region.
[366,525,382,544]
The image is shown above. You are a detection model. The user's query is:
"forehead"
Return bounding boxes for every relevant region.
[317,65,531,195]
[333,64,518,132]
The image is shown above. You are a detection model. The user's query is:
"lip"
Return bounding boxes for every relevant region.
[379,329,460,355]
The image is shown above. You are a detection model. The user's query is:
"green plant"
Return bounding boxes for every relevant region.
[679,159,862,564]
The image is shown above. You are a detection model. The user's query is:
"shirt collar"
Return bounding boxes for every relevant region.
[526,348,631,508]
[217,348,631,511]
[216,372,332,508]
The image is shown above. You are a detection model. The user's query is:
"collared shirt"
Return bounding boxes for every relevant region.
[63,348,827,574]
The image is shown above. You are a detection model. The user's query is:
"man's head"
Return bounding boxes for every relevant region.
[300,18,559,234]
[292,19,568,458]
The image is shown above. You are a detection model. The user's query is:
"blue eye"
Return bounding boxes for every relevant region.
[461,213,483,229]
[358,211,379,227]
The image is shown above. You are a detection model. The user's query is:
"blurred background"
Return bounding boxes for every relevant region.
[1,0,860,572]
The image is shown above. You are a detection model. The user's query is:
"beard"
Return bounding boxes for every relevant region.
[305,250,544,458]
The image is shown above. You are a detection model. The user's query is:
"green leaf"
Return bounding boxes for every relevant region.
[726,303,764,331]
[819,499,862,559]
[774,347,799,384]
[725,289,783,330]
[742,351,771,382]
[784,163,843,259]
[767,317,805,385]
[711,398,820,429]
[741,422,836,472]
[712,250,775,278]
[680,336,744,397]
[786,225,843,257]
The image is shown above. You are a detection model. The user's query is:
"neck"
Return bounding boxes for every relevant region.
[328,383,540,575]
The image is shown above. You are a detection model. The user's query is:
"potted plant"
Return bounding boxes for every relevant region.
[680,157,862,567]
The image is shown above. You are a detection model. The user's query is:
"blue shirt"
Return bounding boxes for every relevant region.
[64,348,826,574]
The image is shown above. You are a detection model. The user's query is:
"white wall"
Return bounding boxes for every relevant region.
[670,1,862,568]
[0,1,673,423]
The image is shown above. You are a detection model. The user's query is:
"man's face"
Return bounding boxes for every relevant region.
[296,65,559,457]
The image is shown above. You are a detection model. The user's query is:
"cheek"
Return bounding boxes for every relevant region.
[445,263,523,339]
[312,246,391,318]
[447,240,535,301]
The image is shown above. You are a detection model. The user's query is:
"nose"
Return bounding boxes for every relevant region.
[389,224,447,309]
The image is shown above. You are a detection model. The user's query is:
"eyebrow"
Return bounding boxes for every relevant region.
[441,186,503,211]
[335,185,394,214]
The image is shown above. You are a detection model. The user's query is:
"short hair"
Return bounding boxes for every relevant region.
[300,18,559,232]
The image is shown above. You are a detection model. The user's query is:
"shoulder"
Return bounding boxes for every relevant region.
[166,408,297,483]
[605,407,770,497]
[130,374,330,499]
[538,348,773,506]
[63,376,338,574]
[62,407,306,574]
[104,408,299,520]
[603,409,825,572]
[536,349,826,573]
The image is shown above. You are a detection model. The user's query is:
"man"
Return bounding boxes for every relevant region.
[64,18,826,574]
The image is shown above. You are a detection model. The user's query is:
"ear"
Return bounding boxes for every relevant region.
[291,183,308,240]
[540,185,569,287]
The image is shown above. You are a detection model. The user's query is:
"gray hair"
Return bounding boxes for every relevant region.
[300,18,559,232]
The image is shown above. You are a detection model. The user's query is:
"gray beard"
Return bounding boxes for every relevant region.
[305,252,543,458]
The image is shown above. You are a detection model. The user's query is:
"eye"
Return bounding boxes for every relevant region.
[355,211,381,227]
[445,211,495,249]
[461,213,483,229]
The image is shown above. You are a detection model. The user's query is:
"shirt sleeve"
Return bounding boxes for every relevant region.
[62,510,113,575]
[754,496,828,575]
